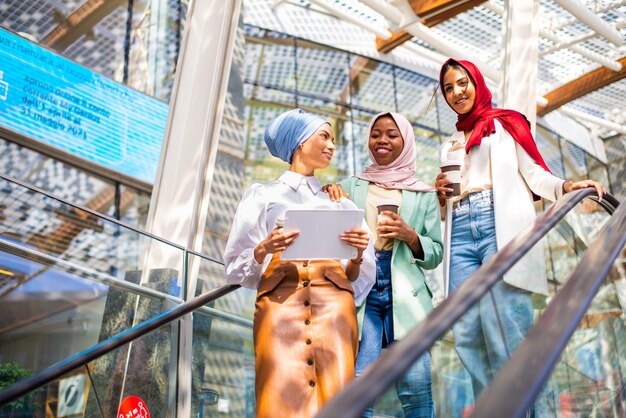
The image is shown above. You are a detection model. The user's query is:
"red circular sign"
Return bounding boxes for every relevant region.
[118,395,150,418]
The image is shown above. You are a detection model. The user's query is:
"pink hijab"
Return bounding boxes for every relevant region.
[356,112,435,192]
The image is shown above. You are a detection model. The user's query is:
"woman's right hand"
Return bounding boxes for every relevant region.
[435,172,453,200]
[563,179,606,201]
[253,228,299,263]
[322,183,348,202]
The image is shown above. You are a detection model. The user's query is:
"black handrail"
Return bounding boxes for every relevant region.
[594,192,619,213]
[0,283,241,406]
[471,200,626,418]
[316,189,618,418]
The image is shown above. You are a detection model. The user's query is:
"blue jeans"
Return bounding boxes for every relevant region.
[356,250,434,418]
[449,190,550,416]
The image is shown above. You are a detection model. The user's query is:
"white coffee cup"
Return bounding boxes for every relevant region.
[439,160,462,197]
[376,199,399,223]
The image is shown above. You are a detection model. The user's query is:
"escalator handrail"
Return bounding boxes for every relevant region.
[594,191,620,214]
[0,236,184,303]
[471,198,626,417]
[0,234,253,327]
[0,173,223,266]
[0,283,241,406]
[316,189,618,418]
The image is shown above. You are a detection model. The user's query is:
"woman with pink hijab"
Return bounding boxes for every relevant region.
[329,112,443,417]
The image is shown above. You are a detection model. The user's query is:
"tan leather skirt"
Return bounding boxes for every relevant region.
[254,254,358,418]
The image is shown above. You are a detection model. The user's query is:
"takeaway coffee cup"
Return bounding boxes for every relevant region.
[439,160,462,197]
[377,200,399,223]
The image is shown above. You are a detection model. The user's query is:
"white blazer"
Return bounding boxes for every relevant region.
[440,120,565,295]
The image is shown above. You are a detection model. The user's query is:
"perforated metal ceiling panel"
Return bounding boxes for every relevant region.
[244,0,625,137]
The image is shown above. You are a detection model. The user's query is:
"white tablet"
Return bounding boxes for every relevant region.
[281,209,365,261]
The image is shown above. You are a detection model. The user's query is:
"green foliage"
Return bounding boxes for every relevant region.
[0,363,37,416]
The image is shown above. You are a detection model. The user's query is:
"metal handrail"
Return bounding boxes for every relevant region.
[0,173,223,266]
[0,235,253,328]
[0,187,618,410]
[316,189,619,418]
[0,173,249,405]
[0,236,183,303]
[471,200,626,417]
[0,283,241,406]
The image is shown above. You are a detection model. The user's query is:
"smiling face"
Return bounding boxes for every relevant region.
[442,66,476,115]
[297,123,335,171]
[368,115,404,166]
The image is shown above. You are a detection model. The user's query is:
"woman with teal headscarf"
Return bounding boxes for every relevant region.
[224,109,375,418]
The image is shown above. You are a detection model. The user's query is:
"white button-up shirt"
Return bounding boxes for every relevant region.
[223,171,375,305]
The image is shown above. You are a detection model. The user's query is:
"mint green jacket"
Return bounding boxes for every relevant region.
[340,177,443,340]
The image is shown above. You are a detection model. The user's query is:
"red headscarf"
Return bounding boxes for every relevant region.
[439,58,551,175]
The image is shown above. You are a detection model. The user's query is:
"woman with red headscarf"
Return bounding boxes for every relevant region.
[435,59,605,413]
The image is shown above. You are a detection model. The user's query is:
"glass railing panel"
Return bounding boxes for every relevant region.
[0,238,179,378]
[0,322,178,417]
[353,285,512,417]
[528,256,626,418]
[0,363,48,417]
[432,332,474,418]
[543,197,612,296]
[359,277,574,417]
[191,251,253,320]
[191,307,254,418]
[434,290,530,417]
[358,196,616,418]
[0,176,185,297]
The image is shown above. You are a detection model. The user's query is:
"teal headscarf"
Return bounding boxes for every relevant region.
[264,108,328,163]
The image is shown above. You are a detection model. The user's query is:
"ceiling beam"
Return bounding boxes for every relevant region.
[407,0,488,25]
[41,0,124,50]
[306,0,391,39]
[484,0,622,72]
[537,56,626,117]
[558,106,626,136]
[376,0,488,53]
[553,0,624,46]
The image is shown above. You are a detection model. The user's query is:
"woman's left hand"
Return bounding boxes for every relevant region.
[563,179,606,201]
[377,212,416,243]
[340,228,369,259]
[322,183,348,202]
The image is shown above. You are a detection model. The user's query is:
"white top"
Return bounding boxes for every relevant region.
[365,184,402,251]
[444,134,493,201]
[223,171,375,306]
[439,120,566,295]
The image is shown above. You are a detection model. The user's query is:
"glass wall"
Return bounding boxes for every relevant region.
[198,24,617,416]
[0,4,619,415]
[0,0,185,102]
[603,134,626,200]
[237,24,611,196]
[227,24,612,304]
[239,25,452,191]
[0,0,187,228]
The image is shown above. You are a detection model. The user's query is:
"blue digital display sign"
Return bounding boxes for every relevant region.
[0,28,168,184]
